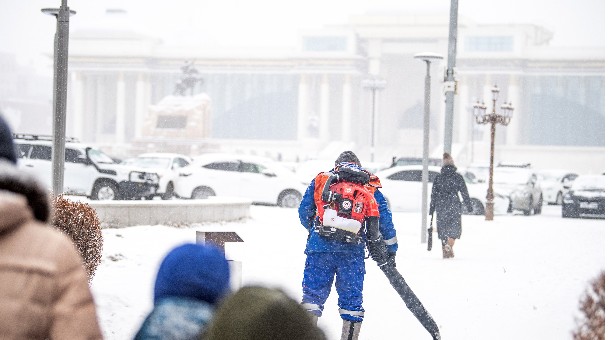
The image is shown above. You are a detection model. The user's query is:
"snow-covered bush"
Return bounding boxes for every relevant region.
[572,270,604,340]
[52,195,103,282]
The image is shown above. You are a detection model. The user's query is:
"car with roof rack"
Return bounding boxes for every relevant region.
[13,134,159,200]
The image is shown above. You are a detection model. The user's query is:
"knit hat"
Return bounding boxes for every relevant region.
[335,151,361,166]
[0,115,17,164]
[154,243,230,305]
[442,153,454,166]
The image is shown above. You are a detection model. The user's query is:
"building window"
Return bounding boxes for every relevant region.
[302,36,348,52]
[464,36,514,52]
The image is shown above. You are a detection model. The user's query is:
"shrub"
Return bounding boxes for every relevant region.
[573,270,605,340]
[52,195,103,282]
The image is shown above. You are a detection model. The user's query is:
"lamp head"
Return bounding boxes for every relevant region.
[414,52,443,62]
[491,84,500,101]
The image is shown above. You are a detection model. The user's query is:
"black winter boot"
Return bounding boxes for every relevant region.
[340,320,362,340]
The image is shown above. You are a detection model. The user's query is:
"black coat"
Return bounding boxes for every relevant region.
[429,165,471,240]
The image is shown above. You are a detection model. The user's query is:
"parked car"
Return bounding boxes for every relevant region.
[121,153,192,200]
[464,163,489,183]
[493,168,543,215]
[389,156,442,168]
[14,134,159,200]
[562,174,605,219]
[373,165,510,215]
[173,153,306,207]
[538,169,579,205]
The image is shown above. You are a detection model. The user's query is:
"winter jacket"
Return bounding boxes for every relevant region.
[298,167,398,254]
[429,164,471,239]
[0,161,102,340]
[135,296,216,340]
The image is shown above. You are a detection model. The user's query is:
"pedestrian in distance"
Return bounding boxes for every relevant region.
[134,242,231,340]
[297,150,398,340]
[201,285,327,340]
[0,114,103,339]
[429,152,473,258]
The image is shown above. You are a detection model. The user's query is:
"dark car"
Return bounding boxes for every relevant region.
[562,174,605,219]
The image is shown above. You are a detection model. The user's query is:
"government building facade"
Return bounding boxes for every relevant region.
[62,10,604,172]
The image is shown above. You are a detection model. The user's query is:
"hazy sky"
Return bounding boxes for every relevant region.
[0,0,605,68]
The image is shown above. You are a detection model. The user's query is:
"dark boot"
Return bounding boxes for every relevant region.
[447,238,455,258]
[340,320,362,340]
[441,239,451,258]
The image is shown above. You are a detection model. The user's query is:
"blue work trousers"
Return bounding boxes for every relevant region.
[301,252,366,322]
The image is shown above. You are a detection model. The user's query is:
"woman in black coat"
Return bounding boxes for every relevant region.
[429,153,472,258]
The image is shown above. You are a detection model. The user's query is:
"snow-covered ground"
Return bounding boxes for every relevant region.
[90,204,604,340]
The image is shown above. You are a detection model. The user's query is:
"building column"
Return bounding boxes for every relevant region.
[115,72,126,144]
[341,75,352,143]
[367,39,382,75]
[95,77,104,139]
[70,71,84,139]
[297,74,309,141]
[457,79,470,154]
[134,72,148,139]
[319,74,330,142]
[506,74,520,145]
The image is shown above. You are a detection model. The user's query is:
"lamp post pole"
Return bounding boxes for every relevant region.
[414,52,443,243]
[362,77,387,163]
[473,85,514,221]
[43,0,76,197]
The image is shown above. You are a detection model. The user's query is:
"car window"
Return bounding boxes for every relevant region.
[16,144,31,159]
[203,161,239,172]
[173,158,190,169]
[240,162,263,174]
[65,148,83,163]
[87,148,116,164]
[30,145,52,160]
[387,170,421,182]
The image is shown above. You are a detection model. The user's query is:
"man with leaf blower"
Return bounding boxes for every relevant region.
[297,151,397,340]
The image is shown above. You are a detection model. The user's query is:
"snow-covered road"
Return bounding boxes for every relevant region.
[91,204,604,340]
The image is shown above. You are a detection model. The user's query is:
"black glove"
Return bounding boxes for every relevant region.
[467,202,474,213]
[367,237,387,264]
[387,251,396,267]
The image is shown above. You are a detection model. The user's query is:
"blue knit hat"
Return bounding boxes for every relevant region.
[153,243,230,305]
[0,115,17,164]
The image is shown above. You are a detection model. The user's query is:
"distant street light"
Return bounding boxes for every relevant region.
[362,77,386,163]
[473,85,514,221]
[42,0,76,196]
[414,52,443,244]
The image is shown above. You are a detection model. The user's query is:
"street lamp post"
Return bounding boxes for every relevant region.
[362,77,386,163]
[473,85,514,221]
[414,52,443,243]
[43,0,76,197]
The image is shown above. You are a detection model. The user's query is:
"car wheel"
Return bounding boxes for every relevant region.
[555,192,563,205]
[534,195,543,214]
[162,182,174,200]
[191,187,215,199]
[91,180,119,200]
[523,196,533,216]
[562,205,577,218]
[278,190,302,208]
[471,199,485,215]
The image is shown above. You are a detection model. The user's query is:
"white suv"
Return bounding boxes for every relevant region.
[14,134,159,200]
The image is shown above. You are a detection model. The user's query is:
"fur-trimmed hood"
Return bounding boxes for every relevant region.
[0,160,50,229]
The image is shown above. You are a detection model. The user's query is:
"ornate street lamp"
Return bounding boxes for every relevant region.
[473,85,514,221]
[362,77,386,162]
